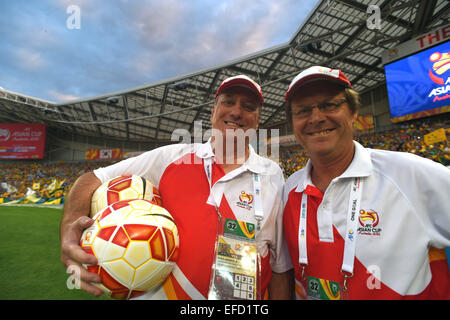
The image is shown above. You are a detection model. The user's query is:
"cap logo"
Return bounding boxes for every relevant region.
[315,67,340,78]
[284,65,351,101]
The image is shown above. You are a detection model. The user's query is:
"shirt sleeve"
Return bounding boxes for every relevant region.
[93,144,190,188]
[377,151,450,249]
[410,157,450,249]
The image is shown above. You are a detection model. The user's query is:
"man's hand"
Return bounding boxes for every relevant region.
[60,172,103,297]
[61,215,103,296]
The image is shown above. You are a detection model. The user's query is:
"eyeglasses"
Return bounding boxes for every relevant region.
[291,98,347,119]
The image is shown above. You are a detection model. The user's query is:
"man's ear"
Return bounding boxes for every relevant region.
[256,111,260,131]
[210,103,216,122]
[352,111,358,123]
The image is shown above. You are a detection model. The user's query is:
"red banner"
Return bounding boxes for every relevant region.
[0,123,46,159]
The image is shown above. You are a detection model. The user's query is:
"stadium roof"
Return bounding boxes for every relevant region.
[1,0,449,143]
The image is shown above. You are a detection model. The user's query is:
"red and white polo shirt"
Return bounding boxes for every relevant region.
[283,141,450,299]
[94,139,291,299]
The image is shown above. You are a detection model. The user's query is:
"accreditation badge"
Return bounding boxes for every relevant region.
[307,276,341,300]
[208,218,260,300]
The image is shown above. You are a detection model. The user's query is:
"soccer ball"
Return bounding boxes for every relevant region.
[80,198,179,299]
[90,175,162,217]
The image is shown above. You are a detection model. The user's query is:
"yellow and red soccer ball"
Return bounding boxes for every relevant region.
[82,175,178,299]
[81,198,179,299]
[90,175,161,217]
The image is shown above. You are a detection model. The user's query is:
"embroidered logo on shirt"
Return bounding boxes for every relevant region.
[348,229,355,241]
[358,209,382,236]
[236,191,253,210]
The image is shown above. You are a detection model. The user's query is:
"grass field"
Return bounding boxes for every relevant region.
[0,205,110,300]
[1,205,449,300]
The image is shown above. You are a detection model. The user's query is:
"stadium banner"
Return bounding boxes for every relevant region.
[424,128,447,145]
[390,106,450,123]
[0,123,46,159]
[85,148,122,160]
[382,24,449,64]
[354,114,374,132]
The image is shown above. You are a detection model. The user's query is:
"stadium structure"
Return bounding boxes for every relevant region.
[0,0,449,161]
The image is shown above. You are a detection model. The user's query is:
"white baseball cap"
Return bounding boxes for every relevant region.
[285,66,352,101]
[215,75,264,104]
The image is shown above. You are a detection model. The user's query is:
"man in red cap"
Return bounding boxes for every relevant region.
[282,66,450,299]
[60,75,294,300]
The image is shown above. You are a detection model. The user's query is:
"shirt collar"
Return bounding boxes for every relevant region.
[295,140,372,192]
[295,160,313,193]
[194,138,272,175]
[195,137,215,159]
[339,140,372,179]
[245,144,271,174]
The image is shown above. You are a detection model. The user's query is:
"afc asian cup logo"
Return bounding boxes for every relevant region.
[359,209,379,227]
[428,51,449,85]
[358,209,382,236]
[239,191,253,204]
[236,191,253,210]
[0,128,11,141]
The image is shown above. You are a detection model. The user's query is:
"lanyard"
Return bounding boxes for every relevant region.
[203,157,264,230]
[298,177,363,290]
[298,192,308,266]
[251,172,264,230]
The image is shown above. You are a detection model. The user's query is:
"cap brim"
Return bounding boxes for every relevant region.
[284,75,351,101]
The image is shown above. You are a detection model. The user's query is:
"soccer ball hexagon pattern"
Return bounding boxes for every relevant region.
[90,175,162,218]
[80,198,179,299]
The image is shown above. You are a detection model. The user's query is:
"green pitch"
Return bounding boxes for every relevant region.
[0,205,110,300]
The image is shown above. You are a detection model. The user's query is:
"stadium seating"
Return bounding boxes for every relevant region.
[0,160,117,205]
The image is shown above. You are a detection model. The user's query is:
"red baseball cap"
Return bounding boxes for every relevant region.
[284,66,352,101]
[215,75,264,104]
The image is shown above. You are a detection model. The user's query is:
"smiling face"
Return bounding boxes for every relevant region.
[210,86,261,139]
[290,81,357,160]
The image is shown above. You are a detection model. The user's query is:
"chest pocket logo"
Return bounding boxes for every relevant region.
[358,209,382,236]
[236,191,253,210]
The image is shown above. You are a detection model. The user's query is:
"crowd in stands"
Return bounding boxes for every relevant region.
[0,116,448,204]
[0,160,116,204]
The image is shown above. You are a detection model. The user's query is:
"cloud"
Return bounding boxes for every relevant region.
[117,0,282,77]
[1,0,319,101]
[14,48,48,71]
[178,1,285,70]
[47,90,81,102]
[130,0,186,42]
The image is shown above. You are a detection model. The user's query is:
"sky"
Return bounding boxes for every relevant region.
[0,0,319,102]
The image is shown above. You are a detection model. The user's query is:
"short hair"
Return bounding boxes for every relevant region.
[284,88,360,130]
[344,88,360,115]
